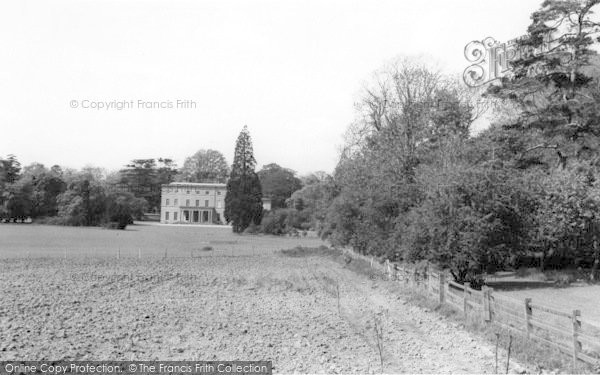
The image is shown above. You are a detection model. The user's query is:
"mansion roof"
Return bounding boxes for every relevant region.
[162,182,226,188]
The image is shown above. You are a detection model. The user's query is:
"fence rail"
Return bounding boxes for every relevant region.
[343,250,600,368]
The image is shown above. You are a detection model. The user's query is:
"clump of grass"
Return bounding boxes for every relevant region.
[280,245,335,257]
[514,267,542,279]
[373,314,384,373]
[231,276,247,286]
[513,267,589,285]
[317,275,342,307]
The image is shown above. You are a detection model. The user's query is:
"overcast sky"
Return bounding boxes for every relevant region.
[0,0,542,175]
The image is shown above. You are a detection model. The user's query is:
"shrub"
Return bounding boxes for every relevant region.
[33,216,63,225]
[260,209,290,235]
[105,198,132,229]
[243,223,260,234]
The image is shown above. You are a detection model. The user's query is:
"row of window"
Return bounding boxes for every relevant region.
[164,210,216,222]
[163,189,223,195]
[164,198,223,208]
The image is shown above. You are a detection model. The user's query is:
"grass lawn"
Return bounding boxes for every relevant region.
[496,284,600,326]
[0,222,325,259]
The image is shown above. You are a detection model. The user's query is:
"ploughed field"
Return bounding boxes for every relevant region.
[0,224,515,373]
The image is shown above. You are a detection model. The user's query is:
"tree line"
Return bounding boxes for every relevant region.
[0,129,306,230]
[291,0,600,285]
[0,160,148,229]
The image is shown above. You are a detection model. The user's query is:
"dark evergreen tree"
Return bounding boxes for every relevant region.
[225,126,263,232]
[486,0,600,168]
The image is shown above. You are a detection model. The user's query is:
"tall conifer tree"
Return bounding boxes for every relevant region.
[487,0,600,168]
[224,126,263,232]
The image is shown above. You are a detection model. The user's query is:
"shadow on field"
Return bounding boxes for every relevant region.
[279,246,382,280]
[279,245,337,257]
[485,280,556,291]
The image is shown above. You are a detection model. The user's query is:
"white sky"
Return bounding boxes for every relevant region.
[0,0,542,175]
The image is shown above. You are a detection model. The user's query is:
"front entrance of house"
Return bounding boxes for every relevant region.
[182,209,213,224]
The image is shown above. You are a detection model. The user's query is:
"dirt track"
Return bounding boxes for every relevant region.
[0,248,524,373]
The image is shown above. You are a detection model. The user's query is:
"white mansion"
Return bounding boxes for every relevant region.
[160,182,226,225]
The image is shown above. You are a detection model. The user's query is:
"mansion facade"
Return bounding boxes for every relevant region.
[160,182,226,225]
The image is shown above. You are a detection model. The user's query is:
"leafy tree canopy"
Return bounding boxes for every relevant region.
[177,149,229,183]
[257,163,302,209]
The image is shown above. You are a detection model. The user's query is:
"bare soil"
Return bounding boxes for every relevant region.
[0,227,525,373]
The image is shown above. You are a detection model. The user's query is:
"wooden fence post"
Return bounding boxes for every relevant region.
[463,282,470,319]
[482,286,491,322]
[439,274,446,304]
[571,310,582,367]
[426,271,431,294]
[523,298,532,340]
[386,260,391,280]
